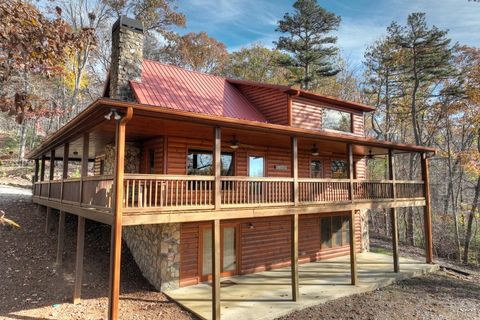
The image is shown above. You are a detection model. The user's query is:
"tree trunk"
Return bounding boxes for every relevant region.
[18,121,27,166]
[463,136,480,264]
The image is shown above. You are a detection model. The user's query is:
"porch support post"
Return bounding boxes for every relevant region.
[73,138,89,304]
[40,154,46,181]
[73,216,85,304]
[388,149,399,272]
[349,209,357,285]
[212,219,221,319]
[45,149,55,233]
[108,107,133,320]
[34,159,39,182]
[79,133,89,205]
[56,143,69,267]
[291,213,299,301]
[421,153,433,264]
[347,144,354,202]
[214,127,221,210]
[291,137,298,206]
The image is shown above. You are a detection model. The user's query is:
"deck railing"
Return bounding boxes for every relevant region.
[33,176,114,210]
[33,174,425,213]
[123,174,215,211]
[299,179,351,203]
[220,177,294,206]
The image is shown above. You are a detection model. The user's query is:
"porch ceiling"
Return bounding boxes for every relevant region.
[28,98,435,159]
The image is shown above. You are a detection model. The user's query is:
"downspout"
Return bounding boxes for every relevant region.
[109,106,133,320]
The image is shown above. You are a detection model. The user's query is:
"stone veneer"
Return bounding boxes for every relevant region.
[100,142,181,291]
[109,16,144,101]
[123,224,181,291]
[102,142,140,175]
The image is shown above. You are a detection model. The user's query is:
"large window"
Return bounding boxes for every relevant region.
[320,214,350,248]
[322,108,352,132]
[310,160,323,178]
[332,160,348,179]
[187,150,234,176]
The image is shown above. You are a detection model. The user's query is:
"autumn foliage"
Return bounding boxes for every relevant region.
[0,0,95,124]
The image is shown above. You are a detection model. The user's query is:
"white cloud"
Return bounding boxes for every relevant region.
[178,0,480,68]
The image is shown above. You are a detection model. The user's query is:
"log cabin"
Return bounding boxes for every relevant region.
[28,16,435,320]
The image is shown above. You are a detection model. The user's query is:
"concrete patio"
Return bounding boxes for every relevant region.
[165,252,439,320]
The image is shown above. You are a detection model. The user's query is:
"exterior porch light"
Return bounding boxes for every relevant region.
[73,151,78,156]
[311,144,319,156]
[104,108,121,121]
[229,136,239,149]
[366,149,374,160]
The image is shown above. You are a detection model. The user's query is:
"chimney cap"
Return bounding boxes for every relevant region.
[112,16,144,34]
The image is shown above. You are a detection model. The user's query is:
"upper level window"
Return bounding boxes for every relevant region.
[332,160,348,179]
[310,160,323,178]
[187,150,234,176]
[322,108,352,132]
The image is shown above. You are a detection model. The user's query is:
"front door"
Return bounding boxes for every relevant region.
[200,224,238,281]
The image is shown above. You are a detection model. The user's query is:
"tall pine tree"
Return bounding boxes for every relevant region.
[275,0,341,90]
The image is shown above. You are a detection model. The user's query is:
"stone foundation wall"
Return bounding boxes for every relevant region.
[123,224,181,291]
[360,209,370,252]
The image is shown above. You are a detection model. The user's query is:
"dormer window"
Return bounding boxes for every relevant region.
[322,108,352,133]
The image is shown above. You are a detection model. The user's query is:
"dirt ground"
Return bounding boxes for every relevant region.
[0,185,196,320]
[1,184,479,320]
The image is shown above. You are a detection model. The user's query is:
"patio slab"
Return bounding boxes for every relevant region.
[165,252,439,320]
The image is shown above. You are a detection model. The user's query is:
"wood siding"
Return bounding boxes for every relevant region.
[291,97,365,136]
[141,134,366,180]
[235,84,289,125]
[179,212,362,287]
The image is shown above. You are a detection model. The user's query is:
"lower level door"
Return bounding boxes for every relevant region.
[200,224,238,281]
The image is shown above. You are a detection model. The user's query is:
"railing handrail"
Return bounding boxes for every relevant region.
[220,176,295,182]
[124,173,215,181]
[33,175,114,184]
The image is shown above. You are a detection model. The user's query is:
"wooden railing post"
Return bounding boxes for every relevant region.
[388,149,399,272]
[291,137,298,206]
[212,219,221,319]
[347,144,354,202]
[421,153,433,264]
[109,107,133,320]
[214,127,221,210]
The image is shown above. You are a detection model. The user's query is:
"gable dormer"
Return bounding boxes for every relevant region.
[290,96,367,136]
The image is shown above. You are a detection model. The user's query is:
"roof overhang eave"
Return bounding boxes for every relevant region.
[27,98,435,160]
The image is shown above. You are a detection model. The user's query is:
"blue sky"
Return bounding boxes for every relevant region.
[175,0,480,69]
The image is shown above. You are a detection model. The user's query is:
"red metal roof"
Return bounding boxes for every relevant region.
[130,60,268,122]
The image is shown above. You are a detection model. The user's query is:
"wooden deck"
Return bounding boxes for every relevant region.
[32,174,425,225]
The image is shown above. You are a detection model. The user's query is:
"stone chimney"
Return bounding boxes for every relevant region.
[109,16,144,101]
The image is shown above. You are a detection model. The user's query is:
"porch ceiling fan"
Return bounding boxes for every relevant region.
[229,135,257,149]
